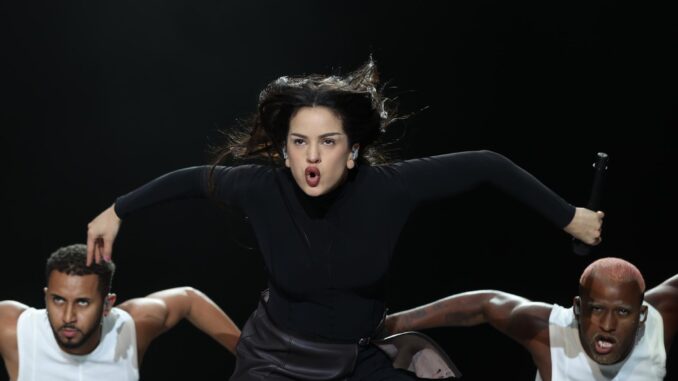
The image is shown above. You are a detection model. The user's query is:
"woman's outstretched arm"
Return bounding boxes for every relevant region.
[86,165,257,264]
[395,150,603,243]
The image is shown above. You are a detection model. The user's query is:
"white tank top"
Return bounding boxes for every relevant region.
[535,303,666,381]
[16,307,139,381]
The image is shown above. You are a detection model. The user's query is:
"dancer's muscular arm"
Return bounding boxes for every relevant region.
[386,291,551,351]
[0,301,28,380]
[645,274,678,350]
[119,287,240,364]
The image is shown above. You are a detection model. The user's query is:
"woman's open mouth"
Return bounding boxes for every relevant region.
[305,166,320,187]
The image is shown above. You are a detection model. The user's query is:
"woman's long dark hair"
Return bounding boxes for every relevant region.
[208,58,400,249]
[212,57,398,168]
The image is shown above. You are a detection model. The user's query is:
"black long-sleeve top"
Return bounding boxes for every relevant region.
[115,150,574,343]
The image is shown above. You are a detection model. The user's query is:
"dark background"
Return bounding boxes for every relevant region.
[2,1,675,380]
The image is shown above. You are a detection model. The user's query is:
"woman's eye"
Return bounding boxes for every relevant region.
[322,139,335,145]
[293,138,305,145]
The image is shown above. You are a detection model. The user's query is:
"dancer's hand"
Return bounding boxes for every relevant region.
[564,207,604,245]
[87,204,121,265]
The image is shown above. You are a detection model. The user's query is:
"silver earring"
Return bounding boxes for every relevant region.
[282,147,288,160]
[351,147,359,160]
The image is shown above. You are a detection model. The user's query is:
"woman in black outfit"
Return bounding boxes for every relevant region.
[86,59,603,380]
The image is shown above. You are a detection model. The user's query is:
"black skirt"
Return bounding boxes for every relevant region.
[230,293,459,381]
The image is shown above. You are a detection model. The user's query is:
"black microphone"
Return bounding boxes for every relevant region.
[572,152,609,256]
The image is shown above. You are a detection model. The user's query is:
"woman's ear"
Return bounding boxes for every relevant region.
[282,146,290,168]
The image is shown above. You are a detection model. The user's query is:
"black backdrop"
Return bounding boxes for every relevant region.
[2,1,675,380]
